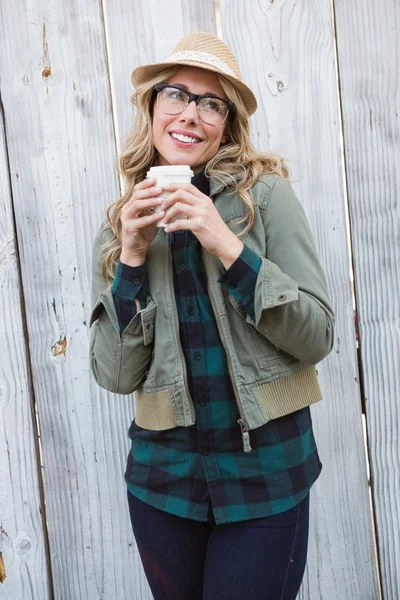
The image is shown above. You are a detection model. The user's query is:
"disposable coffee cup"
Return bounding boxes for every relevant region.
[146,165,194,227]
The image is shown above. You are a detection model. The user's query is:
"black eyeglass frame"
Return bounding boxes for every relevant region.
[154,83,235,124]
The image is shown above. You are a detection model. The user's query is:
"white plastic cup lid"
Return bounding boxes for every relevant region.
[147,165,194,177]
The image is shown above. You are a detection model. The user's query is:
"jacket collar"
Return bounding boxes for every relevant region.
[209,171,242,197]
[192,167,242,197]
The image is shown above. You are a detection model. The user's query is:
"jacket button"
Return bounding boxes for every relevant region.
[278,294,287,301]
[145,323,151,331]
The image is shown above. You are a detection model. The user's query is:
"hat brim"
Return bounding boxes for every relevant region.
[131,61,257,117]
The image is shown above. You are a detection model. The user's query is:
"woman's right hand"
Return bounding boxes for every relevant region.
[120,178,165,265]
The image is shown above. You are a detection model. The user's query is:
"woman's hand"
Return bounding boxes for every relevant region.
[162,183,244,269]
[120,178,165,265]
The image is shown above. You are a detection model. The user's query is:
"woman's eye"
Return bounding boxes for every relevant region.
[167,89,186,101]
[203,99,223,112]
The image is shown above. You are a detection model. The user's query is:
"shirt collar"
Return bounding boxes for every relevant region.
[191,169,210,196]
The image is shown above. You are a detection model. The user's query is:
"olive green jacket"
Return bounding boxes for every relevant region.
[89,174,335,449]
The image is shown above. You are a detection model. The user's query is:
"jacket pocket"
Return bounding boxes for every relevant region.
[228,294,298,371]
[123,296,157,346]
[246,324,298,370]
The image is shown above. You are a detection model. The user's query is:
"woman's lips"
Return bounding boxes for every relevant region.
[169,133,202,148]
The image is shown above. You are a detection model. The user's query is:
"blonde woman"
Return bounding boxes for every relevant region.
[90,31,335,600]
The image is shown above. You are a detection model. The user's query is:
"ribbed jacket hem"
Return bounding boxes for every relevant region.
[135,389,178,430]
[253,365,322,421]
[134,365,322,431]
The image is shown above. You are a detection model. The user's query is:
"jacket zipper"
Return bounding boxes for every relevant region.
[238,419,252,453]
[168,245,196,423]
[206,264,252,453]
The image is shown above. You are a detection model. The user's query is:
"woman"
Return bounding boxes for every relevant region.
[90,31,335,600]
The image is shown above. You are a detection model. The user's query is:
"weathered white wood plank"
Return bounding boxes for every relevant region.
[334,1,400,597]
[0,96,51,597]
[1,1,217,599]
[220,0,380,597]
[0,1,136,598]
[103,0,217,147]
[103,3,217,598]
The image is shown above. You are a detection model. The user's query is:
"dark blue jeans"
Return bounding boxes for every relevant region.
[127,489,310,600]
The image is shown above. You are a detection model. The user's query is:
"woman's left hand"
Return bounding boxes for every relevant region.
[161,183,244,268]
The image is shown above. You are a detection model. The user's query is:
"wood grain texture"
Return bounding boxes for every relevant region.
[3,0,395,597]
[0,96,51,597]
[103,0,217,148]
[334,1,400,598]
[220,0,380,597]
[0,1,137,598]
[1,0,217,598]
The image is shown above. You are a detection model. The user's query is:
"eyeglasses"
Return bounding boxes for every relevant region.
[154,84,234,126]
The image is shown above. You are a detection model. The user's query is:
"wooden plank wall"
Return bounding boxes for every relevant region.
[2,0,397,597]
[334,0,400,598]
[219,1,380,597]
[0,0,131,598]
[0,83,52,599]
[0,1,216,599]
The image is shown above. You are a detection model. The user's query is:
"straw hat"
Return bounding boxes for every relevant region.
[131,31,257,116]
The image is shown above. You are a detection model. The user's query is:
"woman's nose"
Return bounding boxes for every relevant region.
[179,100,199,123]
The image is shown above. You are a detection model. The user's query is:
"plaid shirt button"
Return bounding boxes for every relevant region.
[179,263,186,271]
[199,398,206,406]
[194,351,201,360]
[133,277,141,285]
[187,306,195,315]
[202,448,210,455]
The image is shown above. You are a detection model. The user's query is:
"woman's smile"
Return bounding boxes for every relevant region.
[169,129,203,147]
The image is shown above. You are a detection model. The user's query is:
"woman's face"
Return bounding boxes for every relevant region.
[152,67,228,174]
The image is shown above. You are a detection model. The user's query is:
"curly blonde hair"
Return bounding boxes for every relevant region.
[100,66,290,281]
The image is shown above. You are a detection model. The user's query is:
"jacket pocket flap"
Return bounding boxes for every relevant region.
[141,299,157,346]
